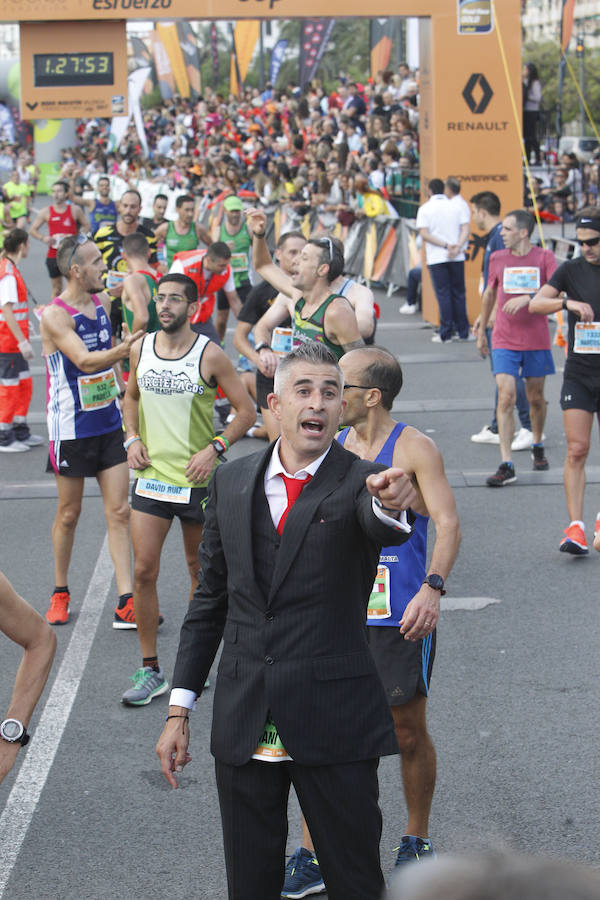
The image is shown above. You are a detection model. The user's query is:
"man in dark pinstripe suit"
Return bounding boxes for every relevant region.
[157,343,417,900]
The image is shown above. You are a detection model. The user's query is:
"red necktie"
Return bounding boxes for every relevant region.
[277,473,312,535]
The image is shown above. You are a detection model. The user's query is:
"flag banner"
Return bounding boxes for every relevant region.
[560,0,576,53]
[299,20,335,89]
[211,23,219,88]
[151,29,175,100]
[269,39,288,86]
[369,19,403,79]
[233,20,261,84]
[156,22,190,99]
[177,22,202,99]
[129,35,156,95]
[108,66,151,156]
[230,22,242,96]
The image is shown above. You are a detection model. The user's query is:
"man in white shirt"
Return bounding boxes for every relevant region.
[416,178,470,343]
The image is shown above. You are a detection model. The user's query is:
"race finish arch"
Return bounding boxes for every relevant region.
[10,0,523,323]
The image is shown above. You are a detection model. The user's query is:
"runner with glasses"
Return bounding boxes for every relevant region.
[530,207,600,554]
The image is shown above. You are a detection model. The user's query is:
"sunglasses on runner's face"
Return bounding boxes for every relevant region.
[577,236,600,247]
[67,233,89,268]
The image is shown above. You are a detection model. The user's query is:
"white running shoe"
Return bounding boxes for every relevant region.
[511,428,534,451]
[0,440,31,453]
[399,303,417,315]
[471,425,500,445]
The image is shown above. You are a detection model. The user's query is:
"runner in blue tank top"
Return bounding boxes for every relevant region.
[281,346,461,897]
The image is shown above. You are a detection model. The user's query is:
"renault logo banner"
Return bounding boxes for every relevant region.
[462,73,493,114]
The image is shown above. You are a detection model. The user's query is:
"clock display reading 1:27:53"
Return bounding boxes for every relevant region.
[33,53,114,88]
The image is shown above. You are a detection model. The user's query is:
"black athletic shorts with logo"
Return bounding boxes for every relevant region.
[47,427,126,477]
[131,482,207,524]
[367,625,436,706]
[560,374,600,413]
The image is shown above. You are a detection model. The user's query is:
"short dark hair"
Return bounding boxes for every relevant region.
[157,273,197,304]
[308,236,344,282]
[98,175,110,184]
[154,193,168,204]
[470,191,501,217]
[506,209,535,237]
[176,193,195,209]
[355,346,403,410]
[428,178,445,195]
[53,180,69,194]
[208,241,232,261]
[2,227,28,255]
[56,235,87,276]
[277,230,305,250]
[120,188,142,205]
[122,232,149,257]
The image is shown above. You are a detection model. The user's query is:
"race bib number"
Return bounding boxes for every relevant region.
[574,322,600,354]
[230,252,248,272]
[271,327,293,357]
[367,565,392,620]
[77,369,119,410]
[502,267,540,294]
[106,270,125,290]
[135,478,191,504]
[252,712,291,762]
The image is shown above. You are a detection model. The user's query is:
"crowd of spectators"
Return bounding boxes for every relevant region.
[525,148,600,225]
[0,63,422,241]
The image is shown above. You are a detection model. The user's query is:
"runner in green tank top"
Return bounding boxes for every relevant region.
[121,233,160,335]
[293,295,347,360]
[120,271,255,706]
[219,217,252,289]
[247,213,365,381]
[154,194,211,269]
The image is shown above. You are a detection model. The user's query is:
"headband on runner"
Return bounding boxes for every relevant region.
[576,216,600,233]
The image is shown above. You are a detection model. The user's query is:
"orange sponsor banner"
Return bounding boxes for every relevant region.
[233,20,260,83]
[156,22,190,98]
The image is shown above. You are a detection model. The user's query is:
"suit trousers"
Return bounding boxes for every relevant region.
[428,261,469,341]
[215,756,385,900]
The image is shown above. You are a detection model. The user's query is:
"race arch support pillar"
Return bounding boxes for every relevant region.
[34,119,76,194]
[417,0,523,325]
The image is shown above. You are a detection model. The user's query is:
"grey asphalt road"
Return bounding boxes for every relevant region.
[1,233,599,899]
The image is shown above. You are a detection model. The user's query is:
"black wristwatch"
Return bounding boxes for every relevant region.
[0,718,30,747]
[562,297,569,311]
[254,342,269,353]
[423,574,446,595]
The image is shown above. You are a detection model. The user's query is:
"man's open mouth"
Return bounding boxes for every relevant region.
[302,419,324,433]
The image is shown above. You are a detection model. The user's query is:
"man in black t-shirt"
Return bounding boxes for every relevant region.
[530,207,600,555]
[232,231,305,440]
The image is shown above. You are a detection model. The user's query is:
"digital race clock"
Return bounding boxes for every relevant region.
[33,53,114,88]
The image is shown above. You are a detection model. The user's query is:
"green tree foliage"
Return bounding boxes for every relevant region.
[524,40,600,135]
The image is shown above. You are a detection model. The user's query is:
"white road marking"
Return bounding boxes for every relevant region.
[0,536,112,896]
[441,596,501,611]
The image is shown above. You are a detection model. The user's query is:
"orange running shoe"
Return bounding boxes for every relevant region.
[113,596,164,630]
[559,523,588,555]
[46,591,70,625]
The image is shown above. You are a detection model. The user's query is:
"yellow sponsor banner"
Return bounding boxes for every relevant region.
[156,22,190,99]
[233,20,260,83]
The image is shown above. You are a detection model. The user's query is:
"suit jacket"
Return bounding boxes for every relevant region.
[172,439,414,767]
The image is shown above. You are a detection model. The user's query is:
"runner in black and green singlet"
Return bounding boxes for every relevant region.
[293,295,347,360]
[248,216,365,382]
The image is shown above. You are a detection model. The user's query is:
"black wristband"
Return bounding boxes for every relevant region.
[562,297,569,311]
[254,342,269,352]
[165,714,189,722]
[253,231,266,238]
